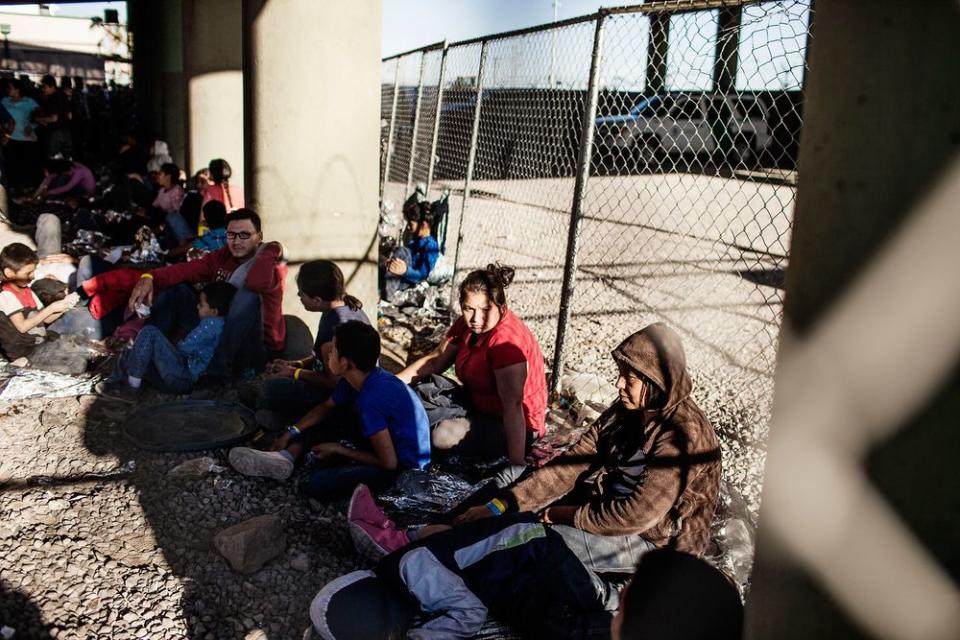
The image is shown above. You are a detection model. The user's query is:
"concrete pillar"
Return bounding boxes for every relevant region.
[242,0,382,322]
[646,14,669,95]
[183,0,244,183]
[746,1,960,638]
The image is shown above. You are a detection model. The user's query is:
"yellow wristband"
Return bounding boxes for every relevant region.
[294,358,306,368]
[140,273,153,279]
[490,498,507,514]
[293,368,302,381]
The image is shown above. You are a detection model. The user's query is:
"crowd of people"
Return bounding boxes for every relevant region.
[0,76,739,639]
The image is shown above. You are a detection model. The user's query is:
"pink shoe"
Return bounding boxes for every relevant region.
[347,484,394,529]
[347,484,409,561]
[349,519,410,562]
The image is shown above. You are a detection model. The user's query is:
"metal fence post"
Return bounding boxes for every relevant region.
[406,52,428,194]
[550,13,606,395]
[380,60,401,202]
[425,42,449,195]
[449,40,489,306]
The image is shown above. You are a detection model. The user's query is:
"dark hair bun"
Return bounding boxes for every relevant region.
[486,263,515,288]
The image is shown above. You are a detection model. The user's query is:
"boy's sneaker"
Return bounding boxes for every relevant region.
[347,484,409,561]
[228,447,294,481]
[94,379,140,403]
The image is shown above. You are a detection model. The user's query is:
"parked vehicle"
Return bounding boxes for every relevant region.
[594,93,773,168]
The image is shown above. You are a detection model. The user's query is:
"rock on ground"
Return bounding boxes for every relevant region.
[214,515,286,574]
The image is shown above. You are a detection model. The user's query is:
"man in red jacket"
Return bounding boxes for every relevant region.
[128,208,287,376]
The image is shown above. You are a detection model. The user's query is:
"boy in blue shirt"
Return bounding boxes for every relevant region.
[97,281,236,400]
[229,321,431,501]
[382,203,441,301]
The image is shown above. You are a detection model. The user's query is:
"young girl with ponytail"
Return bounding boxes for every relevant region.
[201,158,245,212]
[257,260,371,429]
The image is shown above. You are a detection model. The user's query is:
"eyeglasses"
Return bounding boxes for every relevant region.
[225,231,254,240]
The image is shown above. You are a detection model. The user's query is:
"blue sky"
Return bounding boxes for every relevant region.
[383,0,811,92]
[383,0,606,57]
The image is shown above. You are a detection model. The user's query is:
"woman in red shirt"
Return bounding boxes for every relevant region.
[398,264,547,465]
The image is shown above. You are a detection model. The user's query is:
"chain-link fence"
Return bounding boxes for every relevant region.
[381,0,812,514]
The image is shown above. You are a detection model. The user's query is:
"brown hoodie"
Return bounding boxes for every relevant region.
[505,323,722,555]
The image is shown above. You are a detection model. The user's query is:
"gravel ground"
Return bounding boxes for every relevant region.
[0,393,363,640]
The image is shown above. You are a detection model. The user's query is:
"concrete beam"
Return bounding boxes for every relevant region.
[646,13,669,95]
[713,5,741,95]
[183,0,244,183]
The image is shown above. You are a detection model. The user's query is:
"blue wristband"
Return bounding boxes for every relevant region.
[485,499,505,516]
[287,425,301,437]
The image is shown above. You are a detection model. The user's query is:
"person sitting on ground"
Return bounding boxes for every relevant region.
[152,162,186,216]
[257,260,371,432]
[397,263,547,466]
[191,200,228,253]
[382,202,441,301]
[201,158,244,212]
[0,243,74,347]
[153,163,191,248]
[611,549,743,640]
[127,208,287,377]
[192,167,212,190]
[163,193,202,260]
[349,323,722,576]
[228,321,431,501]
[96,281,236,400]
[34,158,96,200]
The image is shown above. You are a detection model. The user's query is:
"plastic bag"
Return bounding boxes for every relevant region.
[27,335,105,375]
[703,478,758,597]
[426,253,454,285]
[377,468,484,526]
[128,226,165,263]
[167,456,227,480]
[0,366,100,401]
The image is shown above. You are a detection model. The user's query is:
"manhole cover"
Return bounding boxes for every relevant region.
[123,400,257,452]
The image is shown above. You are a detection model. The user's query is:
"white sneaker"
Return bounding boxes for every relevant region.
[228,447,294,481]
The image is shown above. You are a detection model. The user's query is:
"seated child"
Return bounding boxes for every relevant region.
[382,202,440,301]
[96,281,236,399]
[192,200,228,253]
[0,243,74,347]
[258,260,371,430]
[228,320,431,501]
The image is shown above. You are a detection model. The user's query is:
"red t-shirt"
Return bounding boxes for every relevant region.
[446,308,547,437]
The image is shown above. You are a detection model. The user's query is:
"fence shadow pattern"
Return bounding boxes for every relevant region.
[380,0,812,514]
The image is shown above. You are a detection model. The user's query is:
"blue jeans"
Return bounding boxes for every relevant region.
[118,325,194,393]
[382,246,414,300]
[550,525,655,574]
[300,463,397,502]
[257,378,330,426]
[150,283,266,376]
